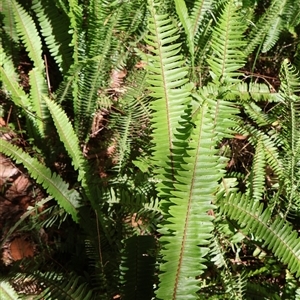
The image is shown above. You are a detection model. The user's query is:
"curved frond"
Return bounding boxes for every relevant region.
[0,140,80,222]
[0,47,31,109]
[222,193,300,278]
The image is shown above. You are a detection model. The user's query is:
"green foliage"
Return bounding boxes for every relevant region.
[0,139,81,223]
[1,0,300,298]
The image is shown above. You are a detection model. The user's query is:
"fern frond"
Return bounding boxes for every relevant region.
[44,97,86,180]
[244,0,288,55]
[222,193,300,278]
[262,0,292,53]
[145,2,191,179]
[109,71,149,174]
[17,272,95,300]
[29,68,49,137]
[174,0,194,65]
[11,0,44,70]
[247,139,266,202]
[0,140,80,222]
[280,59,300,95]
[31,0,73,74]
[120,235,156,300]
[207,0,247,85]
[278,60,300,216]
[0,47,31,109]
[144,1,222,298]
[235,123,283,180]
[1,0,19,45]
[190,0,215,45]
[0,281,21,300]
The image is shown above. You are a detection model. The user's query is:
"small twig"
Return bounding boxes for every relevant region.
[16,116,24,139]
[44,54,52,96]
[95,210,104,270]
[6,105,13,126]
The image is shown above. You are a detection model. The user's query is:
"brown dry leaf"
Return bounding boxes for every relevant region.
[110,69,127,89]
[10,237,34,261]
[234,134,249,140]
[135,61,147,69]
[5,174,31,200]
[0,154,19,180]
[0,117,6,126]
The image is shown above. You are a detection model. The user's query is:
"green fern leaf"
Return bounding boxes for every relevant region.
[245,0,288,55]
[0,140,80,222]
[29,68,49,137]
[207,0,247,85]
[0,47,31,109]
[31,0,72,74]
[11,0,44,70]
[44,97,85,180]
[1,0,19,43]
[44,97,103,220]
[0,282,21,300]
[174,0,194,64]
[222,193,300,278]
[247,139,266,202]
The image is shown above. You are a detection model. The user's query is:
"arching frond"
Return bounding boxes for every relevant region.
[222,193,300,278]
[0,140,80,223]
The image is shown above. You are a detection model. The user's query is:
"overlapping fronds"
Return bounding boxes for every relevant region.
[221,193,300,278]
[0,140,80,222]
[13,272,95,300]
[261,0,291,53]
[234,122,283,179]
[31,0,73,75]
[44,97,102,213]
[120,235,156,300]
[1,0,50,138]
[198,86,239,139]
[109,71,149,174]
[244,0,289,55]
[207,0,247,85]
[145,1,220,298]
